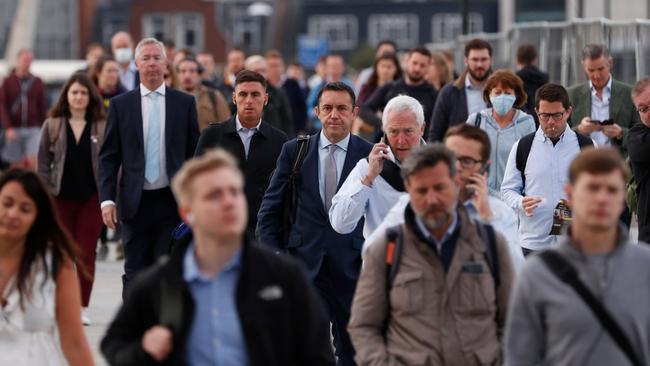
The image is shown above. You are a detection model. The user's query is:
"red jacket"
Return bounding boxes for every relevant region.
[0,71,47,129]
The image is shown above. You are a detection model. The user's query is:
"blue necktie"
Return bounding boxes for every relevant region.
[145,91,161,184]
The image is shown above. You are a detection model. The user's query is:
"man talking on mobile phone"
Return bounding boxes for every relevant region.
[329,95,426,238]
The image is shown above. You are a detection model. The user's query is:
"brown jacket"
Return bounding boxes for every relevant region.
[348,205,514,366]
[196,85,231,131]
[37,117,106,195]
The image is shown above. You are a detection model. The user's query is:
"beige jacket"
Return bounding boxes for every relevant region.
[348,205,514,366]
[37,117,106,196]
[196,85,231,131]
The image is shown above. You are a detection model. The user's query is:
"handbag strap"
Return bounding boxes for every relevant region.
[539,250,641,366]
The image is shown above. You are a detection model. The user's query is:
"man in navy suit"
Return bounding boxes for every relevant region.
[98,37,199,294]
[257,81,373,365]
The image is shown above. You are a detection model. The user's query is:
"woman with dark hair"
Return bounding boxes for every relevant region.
[91,55,127,109]
[466,69,536,194]
[357,53,402,105]
[37,72,106,325]
[0,169,94,365]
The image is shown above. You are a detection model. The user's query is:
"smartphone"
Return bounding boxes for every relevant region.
[465,162,490,196]
[591,118,614,125]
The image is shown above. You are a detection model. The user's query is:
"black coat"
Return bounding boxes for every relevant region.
[517,65,549,126]
[428,78,469,142]
[195,117,288,235]
[101,235,335,366]
[628,122,650,243]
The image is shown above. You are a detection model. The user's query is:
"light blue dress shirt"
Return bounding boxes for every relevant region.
[183,242,249,366]
[413,210,459,251]
[465,73,487,116]
[589,77,612,147]
[235,116,261,159]
[500,127,591,251]
[318,132,350,205]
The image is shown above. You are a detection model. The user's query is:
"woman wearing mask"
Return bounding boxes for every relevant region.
[0,169,94,365]
[91,55,127,109]
[466,69,535,194]
[37,72,106,326]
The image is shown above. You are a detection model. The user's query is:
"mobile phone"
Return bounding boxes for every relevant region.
[465,162,490,196]
[591,118,614,125]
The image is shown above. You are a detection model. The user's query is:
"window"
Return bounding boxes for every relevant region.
[232,16,262,52]
[368,14,419,49]
[142,12,204,53]
[431,13,483,43]
[308,15,358,51]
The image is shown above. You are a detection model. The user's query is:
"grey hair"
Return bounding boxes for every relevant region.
[632,76,650,99]
[581,44,610,61]
[401,143,457,181]
[245,55,266,69]
[381,94,425,130]
[135,38,166,60]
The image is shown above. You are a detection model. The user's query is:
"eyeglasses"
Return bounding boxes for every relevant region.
[537,111,566,122]
[456,156,483,169]
[636,105,650,114]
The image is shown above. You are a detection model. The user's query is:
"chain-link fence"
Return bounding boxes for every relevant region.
[428,18,650,87]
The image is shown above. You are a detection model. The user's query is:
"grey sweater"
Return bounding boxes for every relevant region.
[504,230,650,366]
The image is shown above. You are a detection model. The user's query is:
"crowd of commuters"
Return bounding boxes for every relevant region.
[0,29,649,366]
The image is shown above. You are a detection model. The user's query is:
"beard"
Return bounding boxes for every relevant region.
[407,71,425,83]
[468,67,491,82]
[419,206,453,231]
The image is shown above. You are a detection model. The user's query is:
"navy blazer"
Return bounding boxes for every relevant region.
[98,86,199,220]
[257,132,373,279]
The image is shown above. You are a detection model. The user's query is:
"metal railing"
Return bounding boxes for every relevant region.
[428,18,650,86]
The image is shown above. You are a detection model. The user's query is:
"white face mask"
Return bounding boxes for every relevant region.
[114,48,133,64]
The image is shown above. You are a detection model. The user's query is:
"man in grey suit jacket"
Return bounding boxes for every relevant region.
[567,44,641,155]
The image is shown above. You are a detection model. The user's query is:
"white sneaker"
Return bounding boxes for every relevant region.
[81,308,91,326]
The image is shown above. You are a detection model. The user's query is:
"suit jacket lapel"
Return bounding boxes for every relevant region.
[338,134,359,190]
[165,90,173,152]
[133,88,144,149]
[581,84,591,120]
[609,80,624,121]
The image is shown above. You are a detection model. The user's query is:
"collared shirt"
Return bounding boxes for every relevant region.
[140,83,168,190]
[183,242,250,366]
[318,132,350,205]
[589,76,613,147]
[329,145,406,238]
[465,73,487,116]
[235,116,261,159]
[501,127,590,251]
[413,209,459,252]
[363,194,525,271]
[118,61,137,91]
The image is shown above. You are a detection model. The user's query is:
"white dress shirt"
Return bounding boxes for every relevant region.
[500,127,594,251]
[318,132,350,205]
[141,83,168,190]
[589,76,612,147]
[235,116,261,159]
[329,146,407,238]
[362,194,525,271]
[119,61,137,91]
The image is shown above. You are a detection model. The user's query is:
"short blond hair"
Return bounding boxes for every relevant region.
[171,149,241,206]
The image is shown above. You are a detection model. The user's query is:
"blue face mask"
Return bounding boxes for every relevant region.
[490,94,516,116]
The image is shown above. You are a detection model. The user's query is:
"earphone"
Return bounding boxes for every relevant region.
[187,213,195,224]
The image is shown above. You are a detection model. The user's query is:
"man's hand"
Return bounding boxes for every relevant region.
[602,123,623,138]
[577,117,601,135]
[362,141,389,187]
[101,205,118,230]
[466,172,493,221]
[142,326,173,362]
[522,196,543,217]
[5,128,16,142]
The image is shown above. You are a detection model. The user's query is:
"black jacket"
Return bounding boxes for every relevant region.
[628,122,650,243]
[265,84,295,138]
[516,65,549,126]
[428,76,469,142]
[282,78,308,135]
[195,117,288,235]
[360,78,438,133]
[101,235,335,366]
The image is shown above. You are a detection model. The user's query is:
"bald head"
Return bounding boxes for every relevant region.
[245,55,268,78]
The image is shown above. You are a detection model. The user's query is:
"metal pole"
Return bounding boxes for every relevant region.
[460,0,469,35]
[4,0,41,65]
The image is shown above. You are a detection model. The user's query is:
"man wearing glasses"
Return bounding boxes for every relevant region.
[501,84,595,256]
[629,77,650,243]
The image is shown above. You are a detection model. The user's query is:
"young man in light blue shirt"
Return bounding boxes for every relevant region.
[501,83,595,255]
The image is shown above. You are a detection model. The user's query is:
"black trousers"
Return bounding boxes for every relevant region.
[121,187,179,298]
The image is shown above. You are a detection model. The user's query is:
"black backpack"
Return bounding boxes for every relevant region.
[515,132,593,190]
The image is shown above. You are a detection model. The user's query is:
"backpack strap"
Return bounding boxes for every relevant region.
[47,118,64,153]
[515,132,536,192]
[473,112,482,128]
[539,251,642,366]
[382,225,403,335]
[576,132,594,150]
[474,220,500,288]
[365,157,405,192]
[159,275,184,335]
